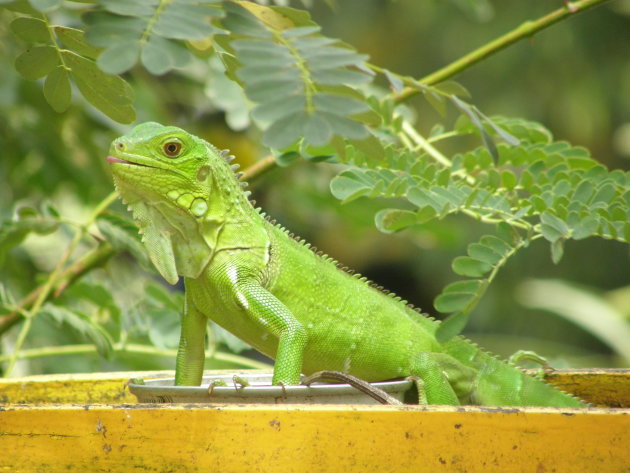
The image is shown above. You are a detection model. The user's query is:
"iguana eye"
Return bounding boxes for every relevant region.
[163,141,182,158]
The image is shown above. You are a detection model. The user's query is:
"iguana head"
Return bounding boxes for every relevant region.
[108,122,221,215]
[107,122,246,283]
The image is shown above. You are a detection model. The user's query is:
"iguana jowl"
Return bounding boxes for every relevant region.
[108,122,584,407]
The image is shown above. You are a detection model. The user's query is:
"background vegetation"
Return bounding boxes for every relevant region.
[1,0,629,379]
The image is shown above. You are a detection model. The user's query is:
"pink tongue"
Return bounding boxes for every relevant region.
[107,156,126,164]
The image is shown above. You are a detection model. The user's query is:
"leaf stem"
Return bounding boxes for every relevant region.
[393,0,612,102]
[401,121,451,166]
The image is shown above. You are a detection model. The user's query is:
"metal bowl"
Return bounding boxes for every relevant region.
[128,372,413,404]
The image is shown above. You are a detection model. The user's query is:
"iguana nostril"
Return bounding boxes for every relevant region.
[116,141,125,151]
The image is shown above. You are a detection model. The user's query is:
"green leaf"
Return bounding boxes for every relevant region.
[28,0,61,12]
[100,0,156,16]
[416,205,437,224]
[591,183,616,206]
[153,5,217,40]
[147,309,181,349]
[303,48,368,71]
[246,77,302,103]
[319,112,367,140]
[424,90,446,116]
[500,170,517,190]
[434,290,476,314]
[222,2,273,38]
[145,283,184,313]
[84,13,145,47]
[467,242,502,265]
[313,93,369,116]
[433,81,470,98]
[262,111,309,149]
[441,279,483,294]
[237,64,301,86]
[64,282,121,325]
[406,187,440,211]
[303,114,333,146]
[97,41,141,75]
[0,210,59,265]
[329,172,370,203]
[479,235,512,255]
[85,2,221,74]
[374,209,417,233]
[311,68,372,86]
[62,50,135,123]
[11,17,50,43]
[54,26,102,60]
[280,26,321,38]
[383,69,403,93]
[96,213,150,269]
[451,96,498,160]
[479,114,520,146]
[452,256,492,277]
[142,35,190,74]
[572,216,598,240]
[435,312,470,343]
[291,36,337,51]
[41,303,114,358]
[540,211,569,242]
[140,37,172,75]
[235,41,294,64]
[14,45,58,80]
[43,65,71,112]
[550,238,565,264]
[274,151,300,168]
[251,95,306,124]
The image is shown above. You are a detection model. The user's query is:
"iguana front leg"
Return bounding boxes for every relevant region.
[233,278,308,386]
[175,289,208,386]
[210,261,308,386]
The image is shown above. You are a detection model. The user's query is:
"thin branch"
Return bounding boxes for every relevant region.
[240,154,277,183]
[393,0,612,102]
[0,343,271,370]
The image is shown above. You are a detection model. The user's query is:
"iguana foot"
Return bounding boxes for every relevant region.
[508,350,553,379]
[232,375,250,390]
[207,379,228,395]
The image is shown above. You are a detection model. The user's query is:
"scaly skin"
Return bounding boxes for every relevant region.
[108,122,584,407]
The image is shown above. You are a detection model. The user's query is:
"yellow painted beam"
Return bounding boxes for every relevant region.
[0,371,172,404]
[0,369,628,472]
[1,403,628,473]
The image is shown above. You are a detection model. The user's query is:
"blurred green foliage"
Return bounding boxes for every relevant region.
[0,0,628,380]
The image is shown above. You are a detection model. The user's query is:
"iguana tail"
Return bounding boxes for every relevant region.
[442,336,585,407]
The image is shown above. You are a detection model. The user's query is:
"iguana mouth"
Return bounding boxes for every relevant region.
[107,156,150,167]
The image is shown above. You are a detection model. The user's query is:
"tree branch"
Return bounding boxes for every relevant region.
[394,0,612,102]
[240,154,277,183]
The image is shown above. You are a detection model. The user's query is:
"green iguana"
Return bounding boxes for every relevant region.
[107,122,584,407]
